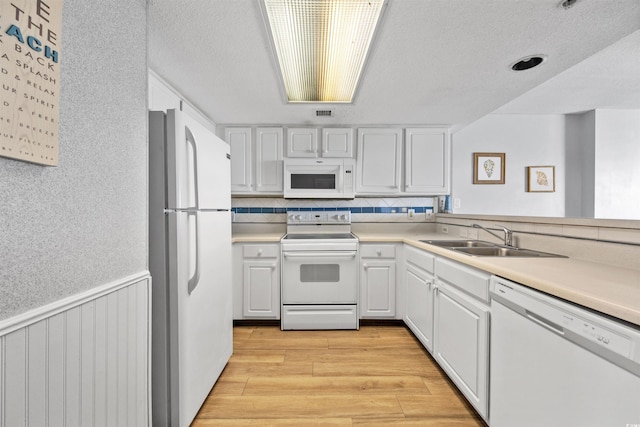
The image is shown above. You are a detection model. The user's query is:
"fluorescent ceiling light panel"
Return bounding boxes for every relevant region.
[264,0,385,103]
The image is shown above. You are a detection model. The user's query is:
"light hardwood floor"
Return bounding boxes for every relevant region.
[192,322,487,426]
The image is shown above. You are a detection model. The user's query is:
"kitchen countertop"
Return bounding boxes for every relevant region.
[357,231,640,327]
[231,229,640,327]
[232,232,285,243]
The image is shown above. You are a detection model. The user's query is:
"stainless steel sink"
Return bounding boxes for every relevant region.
[452,246,564,257]
[420,240,498,248]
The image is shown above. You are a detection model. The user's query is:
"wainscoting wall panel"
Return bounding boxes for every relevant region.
[0,273,151,427]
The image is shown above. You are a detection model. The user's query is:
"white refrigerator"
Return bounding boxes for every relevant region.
[149,109,233,427]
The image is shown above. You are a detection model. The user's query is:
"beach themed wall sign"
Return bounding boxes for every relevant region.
[473,152,505,184]
[0,0,62,166]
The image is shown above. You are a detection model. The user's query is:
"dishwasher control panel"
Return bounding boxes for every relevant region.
[491,279,638,362]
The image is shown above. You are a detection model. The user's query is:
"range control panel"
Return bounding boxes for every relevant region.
[287,210,351,225]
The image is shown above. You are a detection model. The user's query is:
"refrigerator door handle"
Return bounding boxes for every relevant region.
[185,126,200,209]
[187,210,201,294]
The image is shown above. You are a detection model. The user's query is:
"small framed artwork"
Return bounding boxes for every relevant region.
[527,166,555,192]
[473,152,505,184]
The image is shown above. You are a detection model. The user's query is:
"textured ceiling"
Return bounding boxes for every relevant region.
[148,0,640,130]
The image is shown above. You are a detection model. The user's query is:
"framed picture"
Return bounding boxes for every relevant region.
[473,153,505,184]
[527,166,555,192]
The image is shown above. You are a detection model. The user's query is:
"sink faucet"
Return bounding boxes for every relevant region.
[472,224,514,247]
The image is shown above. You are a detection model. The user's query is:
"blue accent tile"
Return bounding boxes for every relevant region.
[261,208,275,214]
[249,208,261,213]
[299,207,312,211]
[415,207,426,213]
[323,207,337,211]
[275,208,286,214]
[236,208,249,213]
[350,207,362,213]
[337,207,350,211]
[362,207,374,213]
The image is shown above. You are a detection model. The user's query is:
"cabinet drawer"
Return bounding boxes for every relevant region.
[360,244,396,259]
[435,258,490,302]
[405,245,435,274]
[243,244,279,258]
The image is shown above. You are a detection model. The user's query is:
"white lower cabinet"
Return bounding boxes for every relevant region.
[232,243,280,319]
[403,245,436,352]
[360,244,397,318]
[434,257,490,421]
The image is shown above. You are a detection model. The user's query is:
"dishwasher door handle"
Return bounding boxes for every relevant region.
[525,310,565,335]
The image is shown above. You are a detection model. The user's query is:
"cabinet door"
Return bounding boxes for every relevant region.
[243,259,280,318]
[226,127,252,193]
[360,260,396,318]
[405,128,450,194]
[404,264,434,352]
[434,281,489,419]
[356,128,402,193]
[321,128,353,158]
[287,128,318,157]
[255,127,283,193]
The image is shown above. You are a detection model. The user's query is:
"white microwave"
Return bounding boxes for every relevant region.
[284,158,355,199]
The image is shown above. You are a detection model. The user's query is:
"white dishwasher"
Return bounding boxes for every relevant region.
[490,276,640,427]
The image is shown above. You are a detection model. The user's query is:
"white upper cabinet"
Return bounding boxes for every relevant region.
[405,128,450,195]
[321,128,354,157]
[356,128,403,194]
[226,127,253,194]
[287,128,318,157]
[226,127,283,194]
[255,127,284,193]
[287,128,353,158]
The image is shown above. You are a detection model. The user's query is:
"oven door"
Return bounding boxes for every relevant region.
[282,250,358,304]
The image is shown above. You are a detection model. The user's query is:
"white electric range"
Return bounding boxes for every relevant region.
[280,210,359,330]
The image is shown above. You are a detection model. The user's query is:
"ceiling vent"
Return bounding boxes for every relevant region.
[315,109,334,117]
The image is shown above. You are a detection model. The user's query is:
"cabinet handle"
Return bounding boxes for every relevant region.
[376,249,382,256]
[257,249,263,256]
[363,264,369,270]
[270,264,277,269]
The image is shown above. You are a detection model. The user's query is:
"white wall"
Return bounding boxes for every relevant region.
[0,0,148,320]
[593,109,640,219]
[451,114,566,217]
[565,111,596,217]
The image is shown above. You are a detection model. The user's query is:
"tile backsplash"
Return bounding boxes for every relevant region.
[231,197,435,223]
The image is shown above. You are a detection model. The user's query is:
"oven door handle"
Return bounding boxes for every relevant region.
[283,251,357,259]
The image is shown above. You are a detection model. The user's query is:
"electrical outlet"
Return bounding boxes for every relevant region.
[425,211,434,220]
[407,208,415,219]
